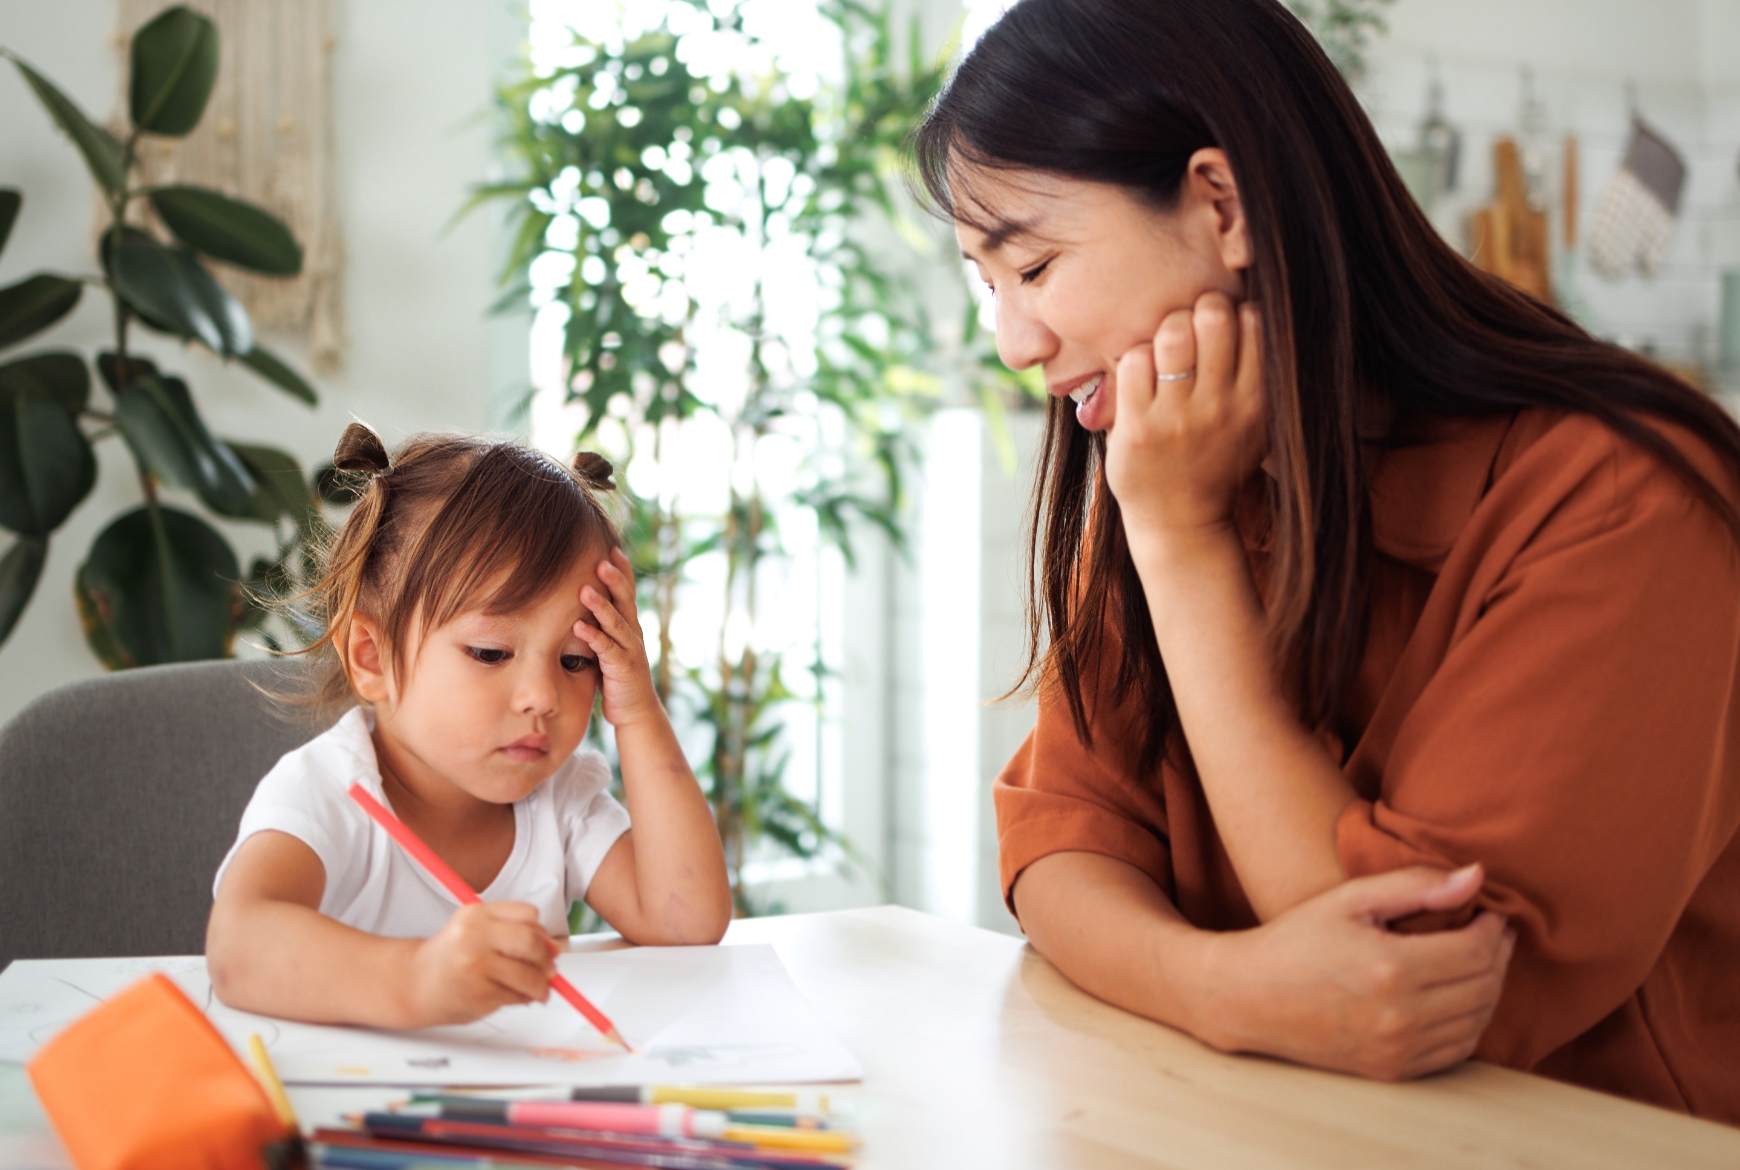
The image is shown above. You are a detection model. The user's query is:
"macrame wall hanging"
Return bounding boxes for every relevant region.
[115,0,345,374]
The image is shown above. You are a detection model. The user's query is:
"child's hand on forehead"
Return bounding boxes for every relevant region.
[574,547,662,729]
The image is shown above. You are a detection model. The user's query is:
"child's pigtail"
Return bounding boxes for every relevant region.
[334,422,392,476]
[310,423,396,709]
[572,451,616,492]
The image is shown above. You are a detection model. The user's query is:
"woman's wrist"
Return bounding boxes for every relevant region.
[1139,912,1245,1051]
[1124,515,1246,584]
[1017,853,1244,1049]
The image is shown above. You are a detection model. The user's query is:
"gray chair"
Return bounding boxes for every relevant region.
[0,658,341,969]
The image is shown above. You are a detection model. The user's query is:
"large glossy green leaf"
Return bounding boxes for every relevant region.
[114,374,255,512]
[98,227,184,338]
[95,350,161,395]
[0,275,82,351]
[149,186,302,276]
[129,6,219,137]
[224,442,317,531]
[3,54,128,196]
[238,343,317,405]
[0,383,96,537]
[76,504,239,667]
[0,352,90,411]
[98,224,157,275]
[111,239,253,356]
[0,534,48,646]
[0,190,19,259]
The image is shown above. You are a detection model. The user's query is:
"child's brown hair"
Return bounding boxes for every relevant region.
[297,422,621,710]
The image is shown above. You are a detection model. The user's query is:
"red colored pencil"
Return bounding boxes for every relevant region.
[347,782,632,1051]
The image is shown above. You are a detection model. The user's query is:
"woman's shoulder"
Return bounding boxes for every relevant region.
[1491,406,1740,528]
[1372,406,1740,570]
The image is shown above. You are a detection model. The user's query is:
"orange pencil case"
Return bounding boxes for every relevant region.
[27,973,293,1170]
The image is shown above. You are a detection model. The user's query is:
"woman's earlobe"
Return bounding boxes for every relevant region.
[1187,147,1253,272]
[1222,211,1253,271]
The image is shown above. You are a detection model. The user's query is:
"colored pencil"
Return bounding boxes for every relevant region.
[248,1032,301,1131]
[422,1102,853,1154]
[311,1143,549,1169]
[411,1096,830,1131]
[318,1129,668,1169]
[315,1137,774,1170]
[347,782,631,1051]
[436,1098,734,1140]
[567,1088,831,1114]
[349,1115,842,1169]
[724,1113,824,1131]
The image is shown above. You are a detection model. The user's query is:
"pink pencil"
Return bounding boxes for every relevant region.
[346,782,632,1051]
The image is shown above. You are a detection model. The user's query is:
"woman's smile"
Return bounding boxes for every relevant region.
[1048,370,1111,427]
[1070,372,1110,429]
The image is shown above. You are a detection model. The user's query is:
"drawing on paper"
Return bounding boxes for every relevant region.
[0,944,860,1088]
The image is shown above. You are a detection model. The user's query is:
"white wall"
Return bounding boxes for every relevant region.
[0,0,526,724]
[1701,0,1740,395]
[1361,0,1740,369]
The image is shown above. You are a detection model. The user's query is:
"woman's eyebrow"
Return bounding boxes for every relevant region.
[960,216,1039,259]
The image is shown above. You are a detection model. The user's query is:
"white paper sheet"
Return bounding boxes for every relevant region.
[0,945,861,1087]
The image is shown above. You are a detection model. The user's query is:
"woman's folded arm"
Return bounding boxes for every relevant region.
[1013,850,1514,1080]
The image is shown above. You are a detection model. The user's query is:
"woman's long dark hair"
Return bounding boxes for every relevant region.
[914,0,1740,775]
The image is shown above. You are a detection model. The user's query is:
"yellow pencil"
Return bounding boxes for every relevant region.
[644,1086,830,1112]
[721,1124,856,1154]
[247,1033,300,1133]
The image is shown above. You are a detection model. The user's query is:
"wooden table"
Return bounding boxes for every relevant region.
[726,905,1740,1169]
[4,905,1738,1168]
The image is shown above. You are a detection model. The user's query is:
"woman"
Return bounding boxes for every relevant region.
[916,0,1740,1120]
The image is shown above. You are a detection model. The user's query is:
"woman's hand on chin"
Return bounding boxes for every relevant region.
[1106,291,1267,557]
[1202,865,1517,1081]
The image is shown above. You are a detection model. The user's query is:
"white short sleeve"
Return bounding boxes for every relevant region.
[551,750,631,900]
[212,707,376,911]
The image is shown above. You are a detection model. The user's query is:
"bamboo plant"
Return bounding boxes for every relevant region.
[0,5,321,665]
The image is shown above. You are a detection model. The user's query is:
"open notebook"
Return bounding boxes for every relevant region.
[0,944,861,1087]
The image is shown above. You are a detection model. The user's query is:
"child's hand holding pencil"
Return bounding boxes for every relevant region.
[406,900,559,1025]
[349,784,632,1048]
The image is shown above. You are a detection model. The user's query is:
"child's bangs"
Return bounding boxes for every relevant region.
[399,445,615,641]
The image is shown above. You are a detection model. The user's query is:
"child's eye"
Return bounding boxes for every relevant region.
[1018,258,1052,284]
[560,653,595,674]
[467,647,511,665]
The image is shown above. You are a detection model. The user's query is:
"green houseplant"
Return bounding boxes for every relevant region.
[480,0,950,912]
[0,5,321,665]
[1287,0,1395,82]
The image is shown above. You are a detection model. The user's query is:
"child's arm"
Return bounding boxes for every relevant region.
[575,547,733,945]
[206,829,557,1026]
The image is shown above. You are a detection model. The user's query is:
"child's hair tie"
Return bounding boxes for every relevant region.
[572,451,616,492]
[333,422,392,477]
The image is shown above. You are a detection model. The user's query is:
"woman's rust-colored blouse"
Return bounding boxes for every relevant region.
[995,407,1740,1121]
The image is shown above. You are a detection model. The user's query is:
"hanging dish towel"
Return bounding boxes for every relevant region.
[1588,117,1687,278]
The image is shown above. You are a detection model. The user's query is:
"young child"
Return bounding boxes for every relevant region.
[207,423,730,1028]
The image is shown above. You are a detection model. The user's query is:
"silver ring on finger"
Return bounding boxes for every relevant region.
[1155,367,1197,382]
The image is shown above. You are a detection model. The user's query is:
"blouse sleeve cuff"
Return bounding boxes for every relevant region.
[1335,799,1478,933]
[995,786,1172,920]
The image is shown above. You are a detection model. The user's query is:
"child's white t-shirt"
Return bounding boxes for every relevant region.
[213,706,630,939]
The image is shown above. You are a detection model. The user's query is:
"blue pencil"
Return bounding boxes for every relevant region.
[310,1146,542,1170]
[313,1139,763,1170]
